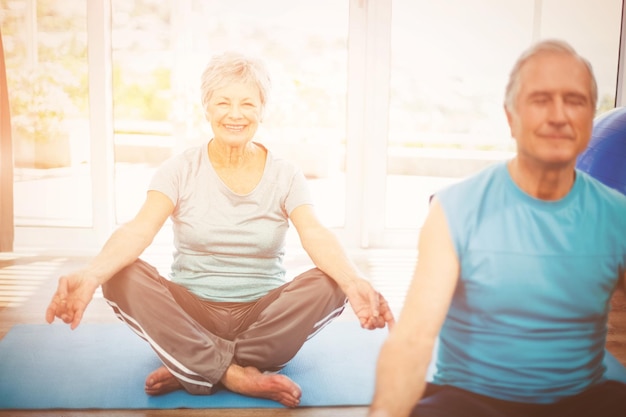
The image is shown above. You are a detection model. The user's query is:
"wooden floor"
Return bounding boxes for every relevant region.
[0,248,624,417]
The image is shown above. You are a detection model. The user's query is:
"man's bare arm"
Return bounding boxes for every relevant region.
[368,199,460,417]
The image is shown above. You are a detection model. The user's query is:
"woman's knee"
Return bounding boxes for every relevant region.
[101,258,157,301]
[295,268,346,305]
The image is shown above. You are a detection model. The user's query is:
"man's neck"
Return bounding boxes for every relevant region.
[507,157,576,200]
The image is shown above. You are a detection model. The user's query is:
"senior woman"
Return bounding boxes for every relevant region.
[45,51,394,407]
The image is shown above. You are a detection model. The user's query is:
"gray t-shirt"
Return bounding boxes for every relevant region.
[149,142,313,302]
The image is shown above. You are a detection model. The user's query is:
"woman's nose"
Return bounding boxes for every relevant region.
[228,104,243,118]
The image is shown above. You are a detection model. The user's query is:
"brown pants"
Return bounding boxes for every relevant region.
[101,259,347,395]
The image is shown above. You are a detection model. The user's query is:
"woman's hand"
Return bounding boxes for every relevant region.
[344,279,395,330]
[45,271,100,330]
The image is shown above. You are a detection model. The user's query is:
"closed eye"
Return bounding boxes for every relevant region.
[564,94,588,106]
[528,92,550,104]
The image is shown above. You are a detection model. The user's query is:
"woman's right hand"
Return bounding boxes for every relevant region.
[45,271,100,330]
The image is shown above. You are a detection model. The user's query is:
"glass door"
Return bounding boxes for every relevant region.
[110,0,350,247]
[4,0,625,252]
[4,0,92,227]
[377,0,623,248]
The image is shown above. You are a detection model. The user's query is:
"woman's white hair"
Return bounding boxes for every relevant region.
[200,51,272,118]
[503,39,598,113]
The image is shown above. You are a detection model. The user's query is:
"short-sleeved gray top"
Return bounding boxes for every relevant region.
[149,141,313,302]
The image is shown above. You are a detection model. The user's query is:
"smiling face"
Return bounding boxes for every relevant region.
[505,51,595,169]
[205,81,263,146]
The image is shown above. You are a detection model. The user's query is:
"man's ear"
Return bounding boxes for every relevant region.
[504,105,516,139]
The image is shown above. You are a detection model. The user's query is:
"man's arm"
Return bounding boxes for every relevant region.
[368,198,460,417]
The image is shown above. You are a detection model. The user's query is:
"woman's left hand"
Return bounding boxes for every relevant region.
[344,280,395,330]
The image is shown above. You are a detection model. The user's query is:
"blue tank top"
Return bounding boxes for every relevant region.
[435,161,626,403]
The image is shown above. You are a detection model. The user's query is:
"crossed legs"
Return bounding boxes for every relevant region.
[102,259,346,406]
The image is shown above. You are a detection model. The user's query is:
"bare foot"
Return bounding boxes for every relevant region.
[144,366,182,396]
[221,364,302,407]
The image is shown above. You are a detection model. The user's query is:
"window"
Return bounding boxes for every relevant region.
[4,0,91,228]
[4,0,624,251]
[381,0,622,246]
[111,0,349,233]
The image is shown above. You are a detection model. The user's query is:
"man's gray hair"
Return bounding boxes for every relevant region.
[200,51,272,118]
[503,39,598,113]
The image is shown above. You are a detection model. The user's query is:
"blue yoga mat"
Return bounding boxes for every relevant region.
[1,319,625,410]
[0,320,393,409]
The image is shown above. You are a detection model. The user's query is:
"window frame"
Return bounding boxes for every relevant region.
[12,0,626,252]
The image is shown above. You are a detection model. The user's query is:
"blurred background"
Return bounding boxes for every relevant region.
[1,0,623,252]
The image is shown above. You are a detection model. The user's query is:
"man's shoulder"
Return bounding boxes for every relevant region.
[577,169,626,207]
